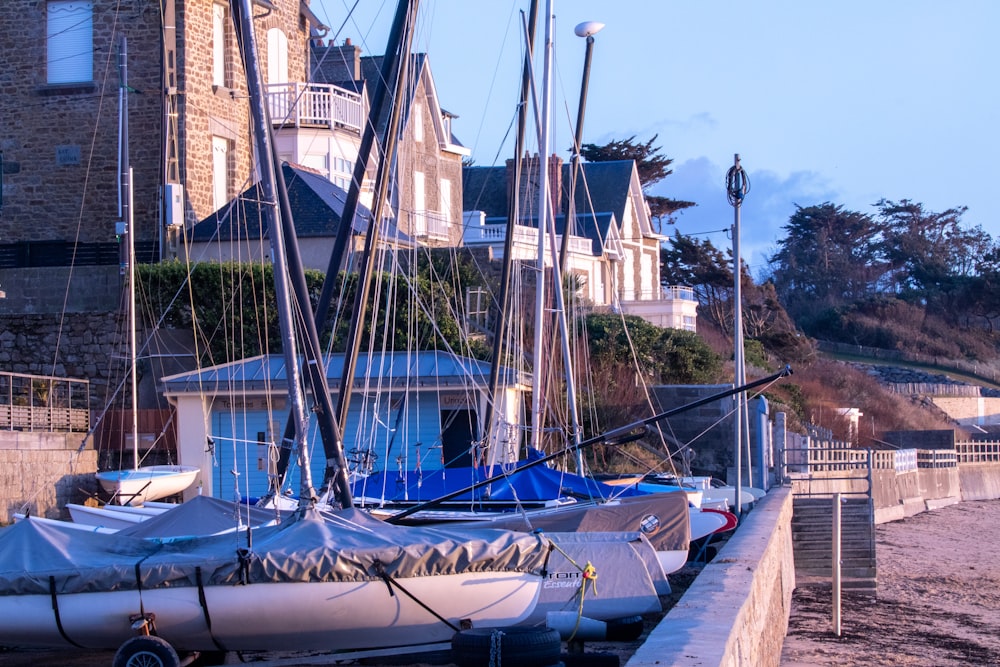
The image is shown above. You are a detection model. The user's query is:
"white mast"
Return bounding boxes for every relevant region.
[530,0,555,453]
[118,35,140,471]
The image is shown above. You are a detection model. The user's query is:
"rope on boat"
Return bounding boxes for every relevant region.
[544,539,598,643]
[371,558,461,632]
[49,575,85,648]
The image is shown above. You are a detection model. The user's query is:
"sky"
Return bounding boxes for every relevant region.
[311,0,998,276]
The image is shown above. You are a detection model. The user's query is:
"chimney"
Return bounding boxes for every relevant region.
[505,153,563,222]
[547,153,563,217]
[311,37,362,83]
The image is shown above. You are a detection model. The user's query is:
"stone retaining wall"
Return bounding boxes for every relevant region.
[626,488,795,667]
[0,431,97,522]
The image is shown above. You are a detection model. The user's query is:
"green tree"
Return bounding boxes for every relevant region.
[579,134,695,225]
[583,313,721,385]
[769,203,882,321]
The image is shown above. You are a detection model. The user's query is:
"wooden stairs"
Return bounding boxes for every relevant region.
[791,496,877,596]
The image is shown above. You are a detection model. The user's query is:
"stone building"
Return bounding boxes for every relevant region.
[0,0,327,312]
[462,156,698,330]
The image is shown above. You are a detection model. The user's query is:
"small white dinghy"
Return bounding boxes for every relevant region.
[96,465,200,506]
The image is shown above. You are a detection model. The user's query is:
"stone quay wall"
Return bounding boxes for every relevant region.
[0,311,117,521]
[627,488,795,667]
[782,442,1000,523]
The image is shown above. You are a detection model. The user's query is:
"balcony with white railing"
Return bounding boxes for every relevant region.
[411,210,451,241]
[265,82,364,134]
[619,285,698,331]
[463,222,593,258]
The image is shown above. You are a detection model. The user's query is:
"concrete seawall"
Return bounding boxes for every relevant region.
[630,456,1000,666]
[627,488,795,667]
[958,463,1000,500]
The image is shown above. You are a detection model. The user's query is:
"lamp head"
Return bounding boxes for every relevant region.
[574,21,605,38]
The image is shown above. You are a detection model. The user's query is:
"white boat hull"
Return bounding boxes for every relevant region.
[1,573,541,652]
[96,465,200,505]
[66,504,144,530]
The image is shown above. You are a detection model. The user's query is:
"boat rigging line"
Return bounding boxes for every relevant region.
[385,365,792,523]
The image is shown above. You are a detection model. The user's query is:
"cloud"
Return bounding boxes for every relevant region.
[652,158,840,278]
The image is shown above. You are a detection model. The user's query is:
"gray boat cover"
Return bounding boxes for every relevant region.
[116,495,286,539]
[459,491,691,552]
[0,508,550,597]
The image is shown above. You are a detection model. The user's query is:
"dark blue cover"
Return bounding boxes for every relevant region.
[350,451,646,505]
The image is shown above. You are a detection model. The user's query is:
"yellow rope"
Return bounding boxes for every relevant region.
[545,538,600,643]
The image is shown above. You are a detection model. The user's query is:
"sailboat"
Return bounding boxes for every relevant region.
[333,0,765,580]
[0,3,548,660]
[93,34,198,507]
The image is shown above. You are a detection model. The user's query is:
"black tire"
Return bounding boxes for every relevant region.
[112,635,181,667]
[451,626,562,667]
[604,615,644,642]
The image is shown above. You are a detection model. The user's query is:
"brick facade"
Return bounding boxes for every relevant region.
[0,0,319,257]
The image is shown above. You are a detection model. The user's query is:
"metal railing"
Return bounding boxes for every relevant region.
[411,210,451,240]
[780,443,873,499]
[265,82,364,134]
[0,371,90,432]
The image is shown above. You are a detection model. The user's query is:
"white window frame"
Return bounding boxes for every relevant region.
[47,1,93,84]
[439,178,451,223]
[413,170,426,236]
[212,136,230,211]
[412,103,424,143]
[267,28,289,85]
[213,4,228,88]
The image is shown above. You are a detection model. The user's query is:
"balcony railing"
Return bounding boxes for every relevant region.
[411,210,451,240]
[265,82,364,134]
[463,223,592,255]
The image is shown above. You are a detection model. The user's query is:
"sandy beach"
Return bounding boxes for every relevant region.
[781,499,1000,666]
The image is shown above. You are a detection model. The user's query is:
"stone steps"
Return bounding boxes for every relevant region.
[791,496,877,595]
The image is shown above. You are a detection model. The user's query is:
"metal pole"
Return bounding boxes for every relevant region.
[726,154,749,518]
[832,492,842,636]
[558,22,602,473]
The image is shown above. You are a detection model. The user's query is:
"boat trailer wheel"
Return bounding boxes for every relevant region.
[112,635,181,667]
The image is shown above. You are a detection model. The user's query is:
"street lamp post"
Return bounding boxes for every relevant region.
[559,20,605,273]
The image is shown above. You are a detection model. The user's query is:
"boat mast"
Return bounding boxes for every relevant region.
[231,0,316,503]
[266,0,414,501]
[529,0,555,454]
[333,0,418,447]
[117,35,139,472]
[481,0,538,465]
